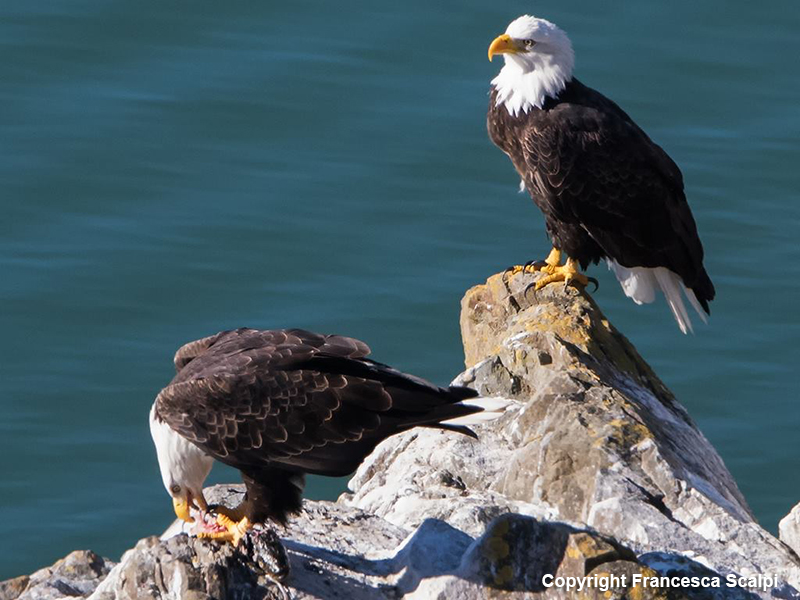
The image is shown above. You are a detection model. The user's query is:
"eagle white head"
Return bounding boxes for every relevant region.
[149,403,213,523]
[488,15,575,116]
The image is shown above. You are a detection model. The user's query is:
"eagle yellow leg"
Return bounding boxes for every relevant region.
[538,247,563,274]
[198,513,252,546]
[509,247,562,275]
[211,503,247,522]
[533,257,591,290]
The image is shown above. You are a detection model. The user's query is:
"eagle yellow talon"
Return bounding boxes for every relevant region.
[198,514,252,546]
[508,264,537,275]
[508,247,563,276]
[533,257,591,290]
[539,247,563,273]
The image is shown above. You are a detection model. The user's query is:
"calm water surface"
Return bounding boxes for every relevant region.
[1,0,798,578]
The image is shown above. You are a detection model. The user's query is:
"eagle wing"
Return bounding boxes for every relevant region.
[154,328,476,477]
[172,332,225,372]
[521,100,713,301]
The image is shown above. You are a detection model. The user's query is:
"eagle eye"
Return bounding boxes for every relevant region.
[171,484,181,494]
[523,39,536,48]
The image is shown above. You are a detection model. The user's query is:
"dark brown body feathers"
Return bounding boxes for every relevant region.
[154,328,482,524]
[487,78,714,311]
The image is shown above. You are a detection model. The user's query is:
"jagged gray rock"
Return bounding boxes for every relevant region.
[453,272,798,581]
[0,550,114,600]
[780,504,800,558]
[4,270,799,600]
[90,487,412,600]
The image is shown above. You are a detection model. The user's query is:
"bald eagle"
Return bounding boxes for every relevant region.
[487,15,715,333]
[150,328,504,544]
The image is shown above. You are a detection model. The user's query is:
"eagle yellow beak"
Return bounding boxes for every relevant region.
[172,490,208,523]
[488,34,521,61]
[173,496,193,523]
[171,489,208,523]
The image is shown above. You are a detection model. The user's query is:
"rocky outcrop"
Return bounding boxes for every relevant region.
[344,271,800,598]
[89,488,410,600]
[780,504,800,558]
[4,270,799,600]
[1,550,114,600]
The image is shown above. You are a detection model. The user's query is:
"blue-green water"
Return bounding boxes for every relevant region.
[1,1,798,579]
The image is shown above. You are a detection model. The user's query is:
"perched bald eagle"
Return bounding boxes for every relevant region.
[150,328,504,544]
[487,15,715,333]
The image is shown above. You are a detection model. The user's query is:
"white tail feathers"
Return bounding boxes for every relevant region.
[443,396,514,426]
[607,260,708,335]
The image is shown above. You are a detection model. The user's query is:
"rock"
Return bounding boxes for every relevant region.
[90,485,411,600]
[89,486,681,600]
[1,550,113,600]
[0,577,29,600]
[344,271,800,598]
[780,504,800,557]
[5,270,799,599]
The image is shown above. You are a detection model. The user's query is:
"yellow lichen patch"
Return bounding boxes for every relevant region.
[483,518,511,559]
[568,532,617,562]
[485,536,510,561]
[491,517,509,536]
[494,565,515,586]
[479,519,519,589]
[522,310,592,348]
[514,348,527,364]
[628,566,671,600]
[607,419,653,449]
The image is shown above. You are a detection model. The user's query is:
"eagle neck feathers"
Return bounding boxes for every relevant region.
[491,60,573,117]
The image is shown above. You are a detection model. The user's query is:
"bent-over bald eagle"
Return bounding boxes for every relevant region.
[487,15,715,333]
[150,328,505,544]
